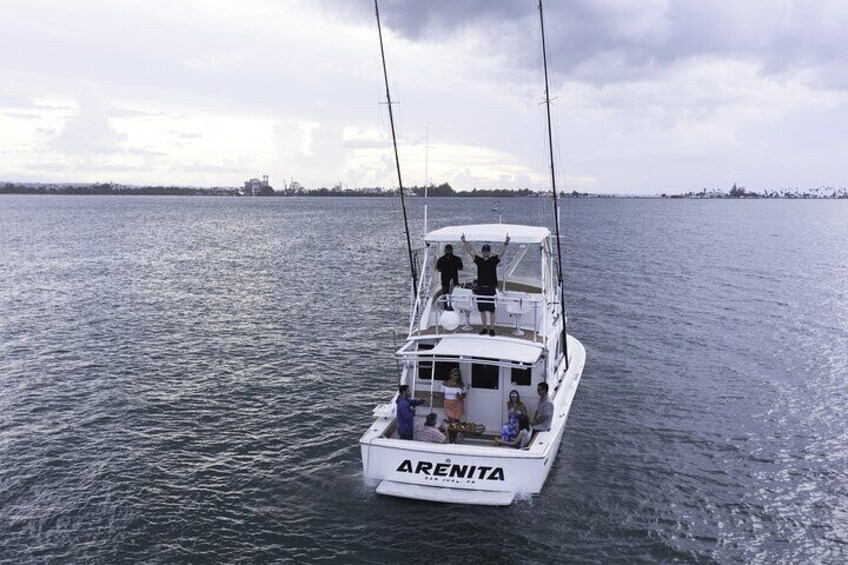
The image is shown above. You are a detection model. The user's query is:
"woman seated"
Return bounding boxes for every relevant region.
[493,414,532,448]
[499,390,527,442]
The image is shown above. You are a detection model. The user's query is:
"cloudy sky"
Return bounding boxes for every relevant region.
[1,0,846,194]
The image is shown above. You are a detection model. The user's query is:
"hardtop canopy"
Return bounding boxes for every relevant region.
[397,335,544,366]
[425,224,550,245]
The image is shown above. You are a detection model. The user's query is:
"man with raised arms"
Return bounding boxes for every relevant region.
[460,233,509,336]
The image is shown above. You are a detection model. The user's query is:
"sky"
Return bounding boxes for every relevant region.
[1,0,846,195]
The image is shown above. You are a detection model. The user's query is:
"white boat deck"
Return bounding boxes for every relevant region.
[413,323,544,344]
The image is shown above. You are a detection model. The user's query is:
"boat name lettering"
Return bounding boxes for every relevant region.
[396,459,505,481]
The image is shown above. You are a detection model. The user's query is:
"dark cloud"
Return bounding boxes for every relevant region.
[348,1,848,89]
[376,0,530,39]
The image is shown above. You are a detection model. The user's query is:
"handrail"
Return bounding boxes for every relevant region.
[429,293,546,340]
[408,246,433,335]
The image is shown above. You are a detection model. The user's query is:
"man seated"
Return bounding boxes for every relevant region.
[414,413,447,443]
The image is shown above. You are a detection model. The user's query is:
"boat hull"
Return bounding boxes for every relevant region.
[360,336,585,505]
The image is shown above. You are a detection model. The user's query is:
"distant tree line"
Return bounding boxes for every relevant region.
[287,186,389,197]
[1,182,239,196]
[4,181,845,199]
[404,184,541,197]
[278,183,542,197]
[661,183,848,199]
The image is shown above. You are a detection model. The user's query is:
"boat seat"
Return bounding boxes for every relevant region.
[450,288,474,331]
[506,296,532,336]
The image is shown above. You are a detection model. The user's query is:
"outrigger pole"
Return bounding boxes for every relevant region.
[424,126,430,234]
[375,0,418,299]
[539,0,570,369]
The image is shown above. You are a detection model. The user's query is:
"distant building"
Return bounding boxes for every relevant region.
[244,174,273,196]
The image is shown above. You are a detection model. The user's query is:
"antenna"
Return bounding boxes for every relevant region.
[424,126,430,234]
[375,0,418,298]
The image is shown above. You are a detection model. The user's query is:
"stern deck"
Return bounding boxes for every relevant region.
[376,480,515,506]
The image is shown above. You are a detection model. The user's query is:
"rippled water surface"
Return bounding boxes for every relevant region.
[1,195,846,563]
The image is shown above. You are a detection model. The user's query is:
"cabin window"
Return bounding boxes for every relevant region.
[471,364,499,389]
[417,343,434,380]
[429,361,458,381]
[511,366,532,386]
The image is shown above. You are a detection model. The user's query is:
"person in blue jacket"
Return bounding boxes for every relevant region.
[396,384,426,440]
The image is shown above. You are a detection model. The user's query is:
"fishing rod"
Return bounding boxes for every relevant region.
[375,0,418,299]
[424,126,430,234]
[539,0,570,369]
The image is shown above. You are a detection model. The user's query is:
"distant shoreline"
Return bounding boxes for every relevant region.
[2,182,845,199]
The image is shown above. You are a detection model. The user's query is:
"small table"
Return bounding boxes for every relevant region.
[445,422,486,443]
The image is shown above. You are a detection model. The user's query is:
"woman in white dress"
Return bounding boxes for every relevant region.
[435,368,466,422]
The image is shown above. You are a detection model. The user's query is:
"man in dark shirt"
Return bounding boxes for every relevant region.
[396,384,426,440]
[436,244,463,310]
[460,232,509,336]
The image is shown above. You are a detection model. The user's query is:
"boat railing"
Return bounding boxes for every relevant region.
[429,292,545,340]
[408,247,434,334]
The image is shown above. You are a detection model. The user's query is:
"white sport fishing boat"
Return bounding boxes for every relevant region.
[360,1,585,506]
[360,224,585,505]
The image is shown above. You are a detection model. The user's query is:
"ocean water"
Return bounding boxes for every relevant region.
[0,195,846,564]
